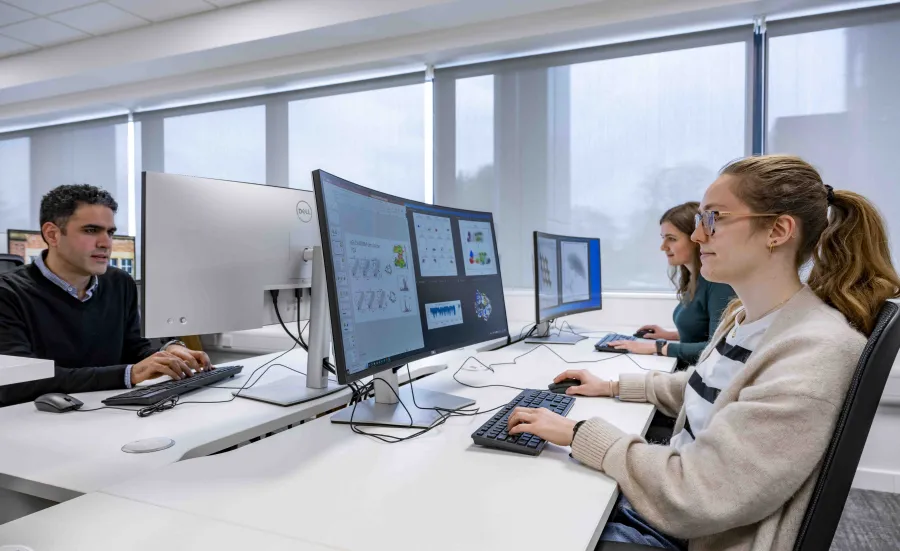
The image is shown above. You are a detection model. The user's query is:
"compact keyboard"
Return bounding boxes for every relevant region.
[102,364,244,406]
[471,389,575,456]
[594,333,637,353]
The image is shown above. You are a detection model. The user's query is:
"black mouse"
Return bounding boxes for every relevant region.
[633,329,651,339]
[34,393,84,413]
[548,378,581,394]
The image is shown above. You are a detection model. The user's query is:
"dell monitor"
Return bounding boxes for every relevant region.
[313,170,510,428]
[526,231,601,344]
[142,172,339,405]
[141,172,321,338]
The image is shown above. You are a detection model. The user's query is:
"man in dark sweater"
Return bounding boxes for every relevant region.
[0,184,210,407]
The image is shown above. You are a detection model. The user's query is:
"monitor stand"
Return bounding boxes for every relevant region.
[331,368,475,429]
[524,320,586,345]
[236,246,344,406]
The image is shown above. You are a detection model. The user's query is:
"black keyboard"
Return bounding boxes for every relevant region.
[594,333,636,353]
[102,365,244,406]
[471,389,575,456]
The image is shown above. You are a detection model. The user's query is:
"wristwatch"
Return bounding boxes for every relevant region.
[655,339,666,356]
[160,339,187,352]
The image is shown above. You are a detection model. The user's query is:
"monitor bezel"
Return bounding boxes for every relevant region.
[313,169,511,385]
[533,230,602,325]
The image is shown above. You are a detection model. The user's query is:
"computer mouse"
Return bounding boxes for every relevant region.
[633,329,651,339]
[34,393,84,413]
[548,378,581,394]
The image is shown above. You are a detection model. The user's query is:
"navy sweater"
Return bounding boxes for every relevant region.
[0,263,155,406]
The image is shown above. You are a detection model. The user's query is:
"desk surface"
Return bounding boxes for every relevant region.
[99,337,675,551]
[0,492,343,550]
[0,348,444,502]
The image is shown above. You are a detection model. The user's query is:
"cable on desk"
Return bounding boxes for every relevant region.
[71,349,298,416]
[555,320,583,337]
[451,341,655,393]
[344,378,453,444]
[343,363,492,443]
[404,365,508,418]
[340,339,657,442]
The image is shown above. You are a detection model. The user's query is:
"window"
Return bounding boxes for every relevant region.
[438,39,749,290]
[0,123,129,235]
[164,105,266,184]
[0,137,31,232]
[767,19,900,264]
[455,76,494,185]
[288,84,427,200]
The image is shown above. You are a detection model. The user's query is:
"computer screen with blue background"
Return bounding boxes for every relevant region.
[314,170,510,384]
[534,231,601,323]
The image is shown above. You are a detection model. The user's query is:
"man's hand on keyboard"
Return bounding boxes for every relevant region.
[507,407,577,446]
[131,352,196,385]
[164,345,212,373]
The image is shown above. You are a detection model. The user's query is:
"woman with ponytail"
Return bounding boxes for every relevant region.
[608,202,736,367]
[507,155,900,550]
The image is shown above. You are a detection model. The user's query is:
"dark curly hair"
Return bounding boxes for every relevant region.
[40,184,118,242]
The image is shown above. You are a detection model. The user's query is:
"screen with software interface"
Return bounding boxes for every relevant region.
[535,231,601,323]
[315,170,509,382]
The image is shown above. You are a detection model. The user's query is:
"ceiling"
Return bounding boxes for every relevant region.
[0,0,895,131]
[0,0,256,57]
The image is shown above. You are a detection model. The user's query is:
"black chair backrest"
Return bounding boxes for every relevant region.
[0,254,25,274]
[794,301,900,551]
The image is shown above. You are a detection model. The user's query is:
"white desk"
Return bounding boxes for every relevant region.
[0,492,343,550]
[0,348,445,503]
[98,337,675,551]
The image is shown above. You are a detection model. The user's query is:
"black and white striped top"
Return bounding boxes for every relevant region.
[670,309,777,451]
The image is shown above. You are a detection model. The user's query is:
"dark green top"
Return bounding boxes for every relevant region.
[666,275,736,365]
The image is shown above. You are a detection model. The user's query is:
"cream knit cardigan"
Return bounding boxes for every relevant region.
[571,287,867,551]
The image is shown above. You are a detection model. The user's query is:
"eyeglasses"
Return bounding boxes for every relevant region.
[694,210,780,236]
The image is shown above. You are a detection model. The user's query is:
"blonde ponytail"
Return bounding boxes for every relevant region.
[807,190,900,335]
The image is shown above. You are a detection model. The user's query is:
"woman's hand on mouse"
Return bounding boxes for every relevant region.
[508,407,578,446]
[553,369,617,397]
[637,324,679,341]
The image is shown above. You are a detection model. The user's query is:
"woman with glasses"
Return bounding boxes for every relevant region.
[507,155,900,550]
[607,202,735,367]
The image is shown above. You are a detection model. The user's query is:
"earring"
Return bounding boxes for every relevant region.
[768,242,776,254]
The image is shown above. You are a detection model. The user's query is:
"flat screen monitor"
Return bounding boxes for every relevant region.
[313,170,510,386]
[7,229,136,277]
[141,172,320,338]
[529,231,601,344]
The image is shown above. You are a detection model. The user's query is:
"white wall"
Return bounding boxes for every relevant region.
[0,233,6,254]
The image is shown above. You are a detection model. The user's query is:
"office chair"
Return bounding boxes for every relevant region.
[0,254,25,274]
[597,301,900,551]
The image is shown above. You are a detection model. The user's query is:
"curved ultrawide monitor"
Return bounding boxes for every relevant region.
[534,231,602,324]
[314,170,510,385]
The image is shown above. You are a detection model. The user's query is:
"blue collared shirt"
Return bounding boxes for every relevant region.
[35,252,134,388]
[34,252,98,302]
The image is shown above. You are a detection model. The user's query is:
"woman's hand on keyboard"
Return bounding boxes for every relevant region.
[508,407,577,446]
[608,340,657,355]
[553,370,616,397]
